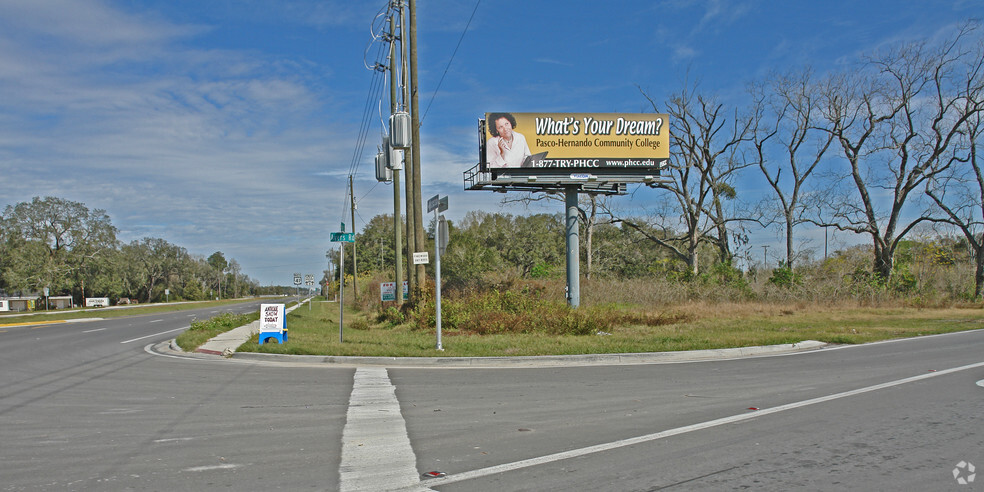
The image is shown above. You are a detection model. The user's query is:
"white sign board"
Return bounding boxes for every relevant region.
[413,252,429,265]
[380,282,396,302]
[0,300,8,312]
[260,304,286,333]
[85,297,110,307]
[380,281,410,301]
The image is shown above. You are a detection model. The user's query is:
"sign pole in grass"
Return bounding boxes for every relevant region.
[427,194,449,351]
[339,242,344,342]
[331,225,355,342]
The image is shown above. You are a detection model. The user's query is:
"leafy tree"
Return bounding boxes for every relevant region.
[441,220,500,288]
[355,214,399,278]
[1,196,117,299]
[503,192,611,278]
[206,251,227,298]
[119,238,187,302]
[505,214,565,278]
[207,251,227,273]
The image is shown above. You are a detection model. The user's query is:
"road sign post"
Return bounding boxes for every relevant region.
[293,273,302,308]
[331,230,354,342]
[305,274,315,310]
[427,195,449,351]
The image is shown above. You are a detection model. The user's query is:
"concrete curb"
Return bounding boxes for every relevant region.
[163,336,827,368]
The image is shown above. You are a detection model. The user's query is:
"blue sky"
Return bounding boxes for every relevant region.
[0,0,977,285]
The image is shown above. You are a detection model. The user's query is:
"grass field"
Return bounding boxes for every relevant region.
[232,297,984,357]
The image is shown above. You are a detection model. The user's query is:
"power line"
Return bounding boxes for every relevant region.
[341,7,393,226]
[421,0,482,124]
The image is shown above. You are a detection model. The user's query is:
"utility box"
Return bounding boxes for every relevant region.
[375,147,392,182]
[390,111,411,149]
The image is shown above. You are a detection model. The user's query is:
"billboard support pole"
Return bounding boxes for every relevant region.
[565,186,580,308]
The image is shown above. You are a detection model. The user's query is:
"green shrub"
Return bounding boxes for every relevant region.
[409,286,611,336]
[768,263,803,287]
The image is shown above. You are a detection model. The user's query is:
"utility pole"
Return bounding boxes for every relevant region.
[349,175,359,298]
[399,1,417,297]
[408,0,425,302]
[388,12,403,304]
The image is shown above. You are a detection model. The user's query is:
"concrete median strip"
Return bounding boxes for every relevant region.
[339,367,433,492]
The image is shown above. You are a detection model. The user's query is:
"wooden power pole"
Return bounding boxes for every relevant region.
[408,0,425,302]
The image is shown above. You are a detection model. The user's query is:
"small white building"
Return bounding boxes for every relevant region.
[5,297,38,312]
[48,296,74,309]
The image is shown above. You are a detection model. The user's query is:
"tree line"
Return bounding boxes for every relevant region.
[345,208,976,300]
[0,196,260,305]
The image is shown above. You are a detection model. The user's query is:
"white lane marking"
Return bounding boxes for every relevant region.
[149,319,163,323]
[82,328,106,333]
[977,379,984,388]
[427,359,984,488]
[121,327,187,344]
[340,367,433,492]
[153,437,196,443]
[98,408,142,415]
[183,464,242,472]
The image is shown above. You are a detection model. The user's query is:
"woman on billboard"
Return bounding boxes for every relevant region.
[486,112,532,168]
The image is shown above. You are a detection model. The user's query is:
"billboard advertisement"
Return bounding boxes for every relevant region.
[481,112,668,172]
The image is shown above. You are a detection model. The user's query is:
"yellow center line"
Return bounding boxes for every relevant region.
[0,320,69,328]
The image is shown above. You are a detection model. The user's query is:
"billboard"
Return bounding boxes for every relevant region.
[481,112,668,172]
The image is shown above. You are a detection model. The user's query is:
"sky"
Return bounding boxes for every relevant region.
[0,0,978,285]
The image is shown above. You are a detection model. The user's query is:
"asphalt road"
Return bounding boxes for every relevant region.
[1,302,982,491]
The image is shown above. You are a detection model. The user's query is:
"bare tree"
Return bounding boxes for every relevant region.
[626,82,754,275]
[926,107,984,298]
[817,25,984,281]
[228,259,242,298]
[751,68,836,268]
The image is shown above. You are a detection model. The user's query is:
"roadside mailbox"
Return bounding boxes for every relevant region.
[258,303,287,344]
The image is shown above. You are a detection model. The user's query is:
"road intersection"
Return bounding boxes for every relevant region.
[1,300,981,490]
